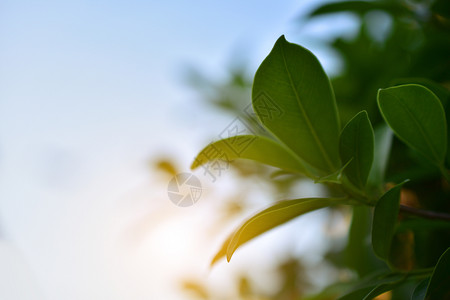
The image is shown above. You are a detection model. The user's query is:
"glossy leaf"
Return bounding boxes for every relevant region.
[372,183,405,260]
[252,35,340,173]
[339,111,374,188]
[211,198,346,264]
[191,135,309,175]
[367,124,393,187]
[377,84,447,166]
[426,247,450,299]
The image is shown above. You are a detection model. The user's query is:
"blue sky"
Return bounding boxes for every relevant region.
[0,1,356,299]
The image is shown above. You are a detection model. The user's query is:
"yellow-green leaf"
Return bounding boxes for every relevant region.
[226,197,346,262]
[191,135,309,175]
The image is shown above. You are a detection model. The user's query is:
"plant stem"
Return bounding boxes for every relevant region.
[399,205,450,222]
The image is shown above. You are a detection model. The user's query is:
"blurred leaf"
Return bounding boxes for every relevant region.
[218,197,349,263]
[337,271,405,300]
[345,206,381,276]
[432,0,450,18]
[368,124,393,187]
[181,280,209,299]
[396,219,450,232]
[339,111,374,189]
[426,247,450,299]
[238,276,252,297]
[372,183,405,260]
[362,279,404,300]
[154,159,178,176]
[377,84,447,166]
[388,230,415,271]
[412,278,429,300]
[308,1,405,18]
[302,282,352,300]
[252,35,340,173]
[191,135,310,175]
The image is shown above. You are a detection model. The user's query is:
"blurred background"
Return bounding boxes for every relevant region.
[1,0,449,299]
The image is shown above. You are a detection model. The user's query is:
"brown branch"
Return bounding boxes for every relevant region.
[400,205,450,222]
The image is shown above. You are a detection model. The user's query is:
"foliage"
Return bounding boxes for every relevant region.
[191,0,450,299]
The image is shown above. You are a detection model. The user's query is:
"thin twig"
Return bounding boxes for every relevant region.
[400,205,450,222]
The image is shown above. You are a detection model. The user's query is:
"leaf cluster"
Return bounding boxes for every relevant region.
[191,1,450,299]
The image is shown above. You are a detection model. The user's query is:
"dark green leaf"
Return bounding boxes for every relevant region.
[191,135,310,175]
[339,111,374,189]
[252,36,340,173]
[338,286,374,300]
[362,278,405,300]
[308,1,405,17]
[432,0,450,18]
[390,78,450,106]
[337,271,405,300]
[368,124,393,187]
[412,278,429,300]
[426,247,450,299]
[344,206,380,277]
[223,198,348,262]
[372,183,405,260]
[377,84,447,166]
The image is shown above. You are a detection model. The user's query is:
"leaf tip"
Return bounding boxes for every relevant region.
[190,159,199,170]
[226,241,238,262]
[226,250,234,263]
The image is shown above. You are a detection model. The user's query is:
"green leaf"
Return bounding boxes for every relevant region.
[337,271,406,300]
[432,0,450,19]
[368,124,393,187]
[337,287,373,300]
[339,111,374,189]
[390,79,450,169]
[344,206,380,277]
[191,135,309,175]
[390,78,450,106]
[377,84,447,166]
[252,35,340,173]
[426,247,450,299]
[211,198,347,264]
[362,279,405,300]
[412,278,429,300]
[308,1,405,18]
[314,159,352,184]
[372,183,405,260]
